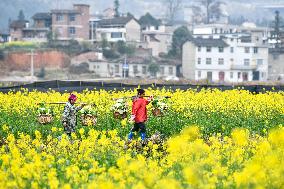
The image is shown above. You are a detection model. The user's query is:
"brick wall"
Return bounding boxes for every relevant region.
[5,50,70,71]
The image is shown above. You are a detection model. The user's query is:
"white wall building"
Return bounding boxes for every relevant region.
[182,37,269,82]
[141,25,174,57]
[95,17,141,42]
[87,60,177,78]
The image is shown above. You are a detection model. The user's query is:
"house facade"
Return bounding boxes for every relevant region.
[95,17,141,42]
[20,13,52,42]
[87,60,177,78]
[268,48,284,80]
[51,4,90,41]
[182,37,269,82]
[9,20,29,41]
[141,25,174,57]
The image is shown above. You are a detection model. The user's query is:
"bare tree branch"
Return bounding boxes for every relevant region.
[166,0,183,24]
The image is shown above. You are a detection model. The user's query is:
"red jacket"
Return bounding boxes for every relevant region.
[132,97,150,123]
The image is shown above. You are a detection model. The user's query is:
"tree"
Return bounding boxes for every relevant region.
[272,11,283,48]
[116,40,127,54]
[200,0,223,24]
[169,26,192,58]
[18,10,25,21]
[37,67,46,78]
[166,0,183,24]
[114,0,120,17]
[139,13,160,27]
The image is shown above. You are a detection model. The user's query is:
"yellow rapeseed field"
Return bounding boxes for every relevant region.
[0,88,283,188]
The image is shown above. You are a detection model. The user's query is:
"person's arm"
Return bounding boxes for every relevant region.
[146,95,153,105]
[75,103,86,112]
[131,100,141,120]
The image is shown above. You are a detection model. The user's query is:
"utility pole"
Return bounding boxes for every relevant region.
[27,49,37,82]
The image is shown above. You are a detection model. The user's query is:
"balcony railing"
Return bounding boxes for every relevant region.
[231,64,257,70]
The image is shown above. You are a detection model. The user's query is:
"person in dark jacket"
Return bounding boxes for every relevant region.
[128,89,153,141]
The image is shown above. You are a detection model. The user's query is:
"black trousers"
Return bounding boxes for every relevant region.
[131,122,146,133]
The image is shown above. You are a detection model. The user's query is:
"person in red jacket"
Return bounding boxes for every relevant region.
[128,88,153,141]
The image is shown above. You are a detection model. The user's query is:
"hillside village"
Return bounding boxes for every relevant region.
[0,1,284,83]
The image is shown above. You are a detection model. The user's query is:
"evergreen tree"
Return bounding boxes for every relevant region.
[18,10,25,21]
[114,0,120,17]
[168,26,192,58]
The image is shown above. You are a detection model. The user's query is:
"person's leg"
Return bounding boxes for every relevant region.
[139,122,146,141]
[128,123,139,140]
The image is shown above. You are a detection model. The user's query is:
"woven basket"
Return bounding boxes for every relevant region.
[113,112,127,119]
[37,114,53,124]
[81,114,97,126]
[152,108,163,117]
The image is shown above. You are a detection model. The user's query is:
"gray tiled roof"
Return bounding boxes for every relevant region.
[51,10,80,14]
[32,13,51,20]
[99,16,136,26]
[10,20,29,28]
[191,38,229,47]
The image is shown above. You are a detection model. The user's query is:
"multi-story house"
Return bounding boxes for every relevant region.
[51,4,90,41]
[87,59,177,78]
[268,48,284,81]
[9,20,29,41]
[20,13,51,42]
[182,37,269,82]
[95,16,141,42]
[141,24,174,57]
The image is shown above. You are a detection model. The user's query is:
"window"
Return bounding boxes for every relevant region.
[160,67,165,75]
[155,25,159,30]
[230,72,234,79]
[56,14,63,21]
[230,47,234,53]
[197,58,201,65]
[69,14,76,21]
[242,72,248,81]
[97,65,100,69]
[115,65,119,73]
[238,72,241,79]
[206,46,211,52]
[69,27,76,35]
[244,47,250,53]
[198,71,201,78]
[207,72,212,81]
[261,72,265,78]
[230,38,234,42]
[244,59,250,66]
[219,72,225,81]
[230,58,234,62]
[133,65,138,74]
[197,46,201,52]
[169,67,173,75]
[111,32,122,38]
[142,66,147,74]
[257,59,263,65]
[218,58,224,65]
[218,47,224,53]
[254,47,258,54]
[206,58,212,65]
[56,27,63,36]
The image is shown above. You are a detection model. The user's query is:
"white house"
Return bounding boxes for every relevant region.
[182,37,269,82]
[95,16,141,42]
[87,57,177,78]
[141,25,174,57]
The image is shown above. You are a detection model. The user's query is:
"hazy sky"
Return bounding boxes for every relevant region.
[0,0,283,30]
